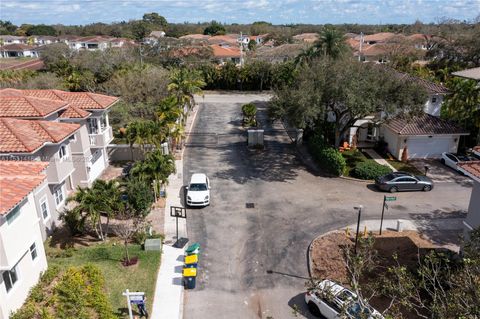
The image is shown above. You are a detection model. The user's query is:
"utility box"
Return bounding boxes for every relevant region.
[248,129,264,148]
[161,142,169,155]
[144,238,162,251]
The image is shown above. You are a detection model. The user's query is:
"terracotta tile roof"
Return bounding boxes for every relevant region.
[0,43,37,51]
[385,113,469,136]
[473,146,480,156]
[0,89,118,110]
[452,67,480,81]
[0,96,68,118]
[59,106,91,119]
[210,44,241,58]
[458,161,480,182]
[391,70,449,94]
[0,58,45,71]
[292,33,319,43]
[363,32,397,42]
[0,118,80,153]
[208,34,238,45]
[0,161,49,215]
[179,34,211,40]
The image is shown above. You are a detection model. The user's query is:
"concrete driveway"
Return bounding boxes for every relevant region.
[183,93,471,319]
[410,159,473,186]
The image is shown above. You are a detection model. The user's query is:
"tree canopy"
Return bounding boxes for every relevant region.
[203,21,226,35]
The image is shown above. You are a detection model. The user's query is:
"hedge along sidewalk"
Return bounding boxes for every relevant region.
[151,102,200,319]
[364,149,397,172]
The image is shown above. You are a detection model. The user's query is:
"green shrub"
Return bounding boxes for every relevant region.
[308,135,346,176]
[59,208,86,236]
[242,103,257,127]
[353,160,393,180]
[10,301,36,319]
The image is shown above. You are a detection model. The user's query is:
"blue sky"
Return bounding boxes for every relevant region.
[1,0,479,26]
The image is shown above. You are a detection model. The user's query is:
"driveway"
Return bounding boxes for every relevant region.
[410,159,473,186]
[183,93,471,319]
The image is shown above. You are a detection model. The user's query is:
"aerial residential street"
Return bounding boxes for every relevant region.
[183,93,472,319]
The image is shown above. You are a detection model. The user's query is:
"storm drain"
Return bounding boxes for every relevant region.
[246,203,255,209]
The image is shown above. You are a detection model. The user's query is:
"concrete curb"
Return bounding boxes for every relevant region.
[338,175,374,183]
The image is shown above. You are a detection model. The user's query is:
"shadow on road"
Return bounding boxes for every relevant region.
[288,293,318,319]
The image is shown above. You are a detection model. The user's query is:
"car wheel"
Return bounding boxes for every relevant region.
[441,158,445,165]
[307,302,322,317]
[423,185,432,192]
[389,186,398,193]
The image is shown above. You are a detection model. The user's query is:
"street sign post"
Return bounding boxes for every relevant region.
[380,196,397,235]
[170,206,187,240]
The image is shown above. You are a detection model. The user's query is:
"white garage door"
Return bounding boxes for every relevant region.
[407,137,453,159]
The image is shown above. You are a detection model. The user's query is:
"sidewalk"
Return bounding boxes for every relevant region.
[364,148,397,172]
[151,104,199,319]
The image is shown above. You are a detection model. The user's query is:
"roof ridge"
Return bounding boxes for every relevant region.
[24,96,43,116]
[85,92,104,108]
[33,120,58,142]
[0,118,28,151]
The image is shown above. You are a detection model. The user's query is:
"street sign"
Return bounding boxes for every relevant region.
[170,206,187,218]
[385,196,397,201]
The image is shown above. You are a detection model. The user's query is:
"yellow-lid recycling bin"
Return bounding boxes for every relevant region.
[183,267,197,289]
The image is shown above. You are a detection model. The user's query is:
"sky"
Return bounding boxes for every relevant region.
[1,0,479,26]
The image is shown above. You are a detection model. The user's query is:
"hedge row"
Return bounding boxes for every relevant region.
[308,135,346,176]
[352,160,393,180]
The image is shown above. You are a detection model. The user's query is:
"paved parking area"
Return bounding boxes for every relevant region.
[410,159,473,186]
[183,93,472,319]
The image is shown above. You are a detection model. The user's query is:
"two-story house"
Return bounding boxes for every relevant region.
[0,89,118,188]
[0,118,80,238]
[346,70,468,159]
[0,161,49,319]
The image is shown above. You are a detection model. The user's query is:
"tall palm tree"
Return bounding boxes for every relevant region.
[315,26,348,59]
[157,96,184,151]
[168,68,206,118]
[126,120,167,158]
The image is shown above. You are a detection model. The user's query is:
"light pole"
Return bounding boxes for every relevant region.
[354,205,363,254]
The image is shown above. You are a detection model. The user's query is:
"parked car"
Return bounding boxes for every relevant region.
[121,162,134,178]
[305,280,384,319]
[186,173,210,207]
[441,152,477,172]
[375,171,433,193]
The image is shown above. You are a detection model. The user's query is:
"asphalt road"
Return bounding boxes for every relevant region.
[183,93,472,319]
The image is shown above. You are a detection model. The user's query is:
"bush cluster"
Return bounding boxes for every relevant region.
[352,160,392,180]
[308,135,346,176]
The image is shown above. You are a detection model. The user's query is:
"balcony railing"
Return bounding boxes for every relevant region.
[89,126,113,147]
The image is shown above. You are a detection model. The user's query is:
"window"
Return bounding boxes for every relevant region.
[30,243,37,260]
[100,114,107,131]
[6,206,20,225]
[431,97,437,103]
[58,145,68,161]
[87,118,99,135]
[69,134,76,142]
[54,184,64,207]
[40,197,50,220]
[2,266,18,293]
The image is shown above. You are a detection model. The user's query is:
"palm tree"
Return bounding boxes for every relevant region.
[131,150,176,199]
[315,26,348,59]
[168,68,206,120]
[157,96,185,151]
[126,120,167,158]
[66,180,122,240]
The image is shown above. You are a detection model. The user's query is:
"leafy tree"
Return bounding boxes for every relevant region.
[0,20,17,35]
[131,20,151,41]
[142,12,168,29]
[442,77,480,146]
[26,24,57,36]
[203,21,226,35]
[125,177,154,217]
[270,57,428,147]
[248,39,257,51]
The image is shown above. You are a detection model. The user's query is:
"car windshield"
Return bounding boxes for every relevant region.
[382,173,396,181]
[347,302,373,318]
[189,183,207,191]
[457,155,471,161]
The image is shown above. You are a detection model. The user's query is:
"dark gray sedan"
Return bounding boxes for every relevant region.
[375,172,434,193]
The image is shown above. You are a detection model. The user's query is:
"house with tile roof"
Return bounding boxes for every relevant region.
[458,161,480,240]
[0,161,49,319]
[0,118,80,236]
[0,88,119,190]
[345,70,468,159]
[210,44,241,65]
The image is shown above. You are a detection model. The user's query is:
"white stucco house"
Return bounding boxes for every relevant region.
[0,161,49,319]
[346,70,468,159]
[0,44,39,58]
[458,161,480,240]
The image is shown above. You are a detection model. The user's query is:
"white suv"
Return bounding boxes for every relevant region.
[186,173,210,207]
[305,280,383,319]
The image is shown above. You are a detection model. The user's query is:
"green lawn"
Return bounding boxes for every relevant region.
[46,242,161,318]
[382,155,423,175]
[341,149,370,176]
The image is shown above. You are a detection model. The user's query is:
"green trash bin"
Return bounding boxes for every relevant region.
[185,243,200,255]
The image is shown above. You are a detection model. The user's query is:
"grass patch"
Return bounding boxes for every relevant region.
[341,149,370,177]
[46,242,161,318]
[381,153,423,175]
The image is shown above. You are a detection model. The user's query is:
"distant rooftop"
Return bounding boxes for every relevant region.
[452,67,480,81]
